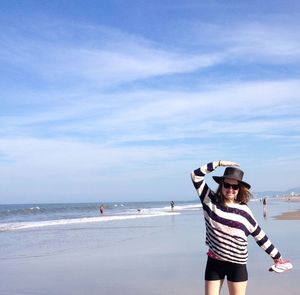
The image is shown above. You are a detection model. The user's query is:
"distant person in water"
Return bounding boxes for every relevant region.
[191,160,292,295]
[170,201,175,211]
[99,204,104,214]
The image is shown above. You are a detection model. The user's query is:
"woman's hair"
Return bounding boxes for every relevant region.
[216,180,252,204]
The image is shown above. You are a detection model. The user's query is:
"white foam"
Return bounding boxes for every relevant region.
[0,211,180,232]
[29,206,40,210]
[133,203,202,214]
[175,204,202,211]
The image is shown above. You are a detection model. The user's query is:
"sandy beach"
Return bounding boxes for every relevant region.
[273,196,300,220]
[274,209,300,220]
[1,200,299,295]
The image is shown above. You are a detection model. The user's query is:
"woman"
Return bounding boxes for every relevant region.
[191,160,292,295]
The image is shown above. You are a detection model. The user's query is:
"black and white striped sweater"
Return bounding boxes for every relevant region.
[191,162,281,264]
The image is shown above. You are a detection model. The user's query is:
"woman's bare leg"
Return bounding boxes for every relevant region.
[227,280,247,295]
[205,280,224,295]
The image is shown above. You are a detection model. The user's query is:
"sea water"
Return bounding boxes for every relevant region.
[0,201,201,231]
[0,201,200,259]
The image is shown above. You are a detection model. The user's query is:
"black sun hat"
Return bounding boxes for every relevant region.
[212,167,251,189]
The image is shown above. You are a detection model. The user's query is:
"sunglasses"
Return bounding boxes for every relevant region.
[223,182,240,190]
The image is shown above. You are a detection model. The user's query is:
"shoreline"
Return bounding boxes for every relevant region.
[274,209,300,220]
[260,196,300,220]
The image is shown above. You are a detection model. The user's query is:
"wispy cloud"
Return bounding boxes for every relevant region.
[2,79,299,142]
[225,23,300,61]
[185,20,300,62]
[0,22,224,91]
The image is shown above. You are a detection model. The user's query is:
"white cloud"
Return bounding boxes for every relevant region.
[1,79,300,144]
[186,20,300,62]
[225,23,300,60]
[0,22,223,90]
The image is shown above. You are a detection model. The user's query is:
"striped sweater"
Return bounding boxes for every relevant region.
[191,162,281,264]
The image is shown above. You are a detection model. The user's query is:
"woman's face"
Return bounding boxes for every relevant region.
[222,178,239,204]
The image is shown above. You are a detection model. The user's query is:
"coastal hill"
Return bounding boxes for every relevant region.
[253,186,300,198]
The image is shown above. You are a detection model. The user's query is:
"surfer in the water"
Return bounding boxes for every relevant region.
[191,160,292,295]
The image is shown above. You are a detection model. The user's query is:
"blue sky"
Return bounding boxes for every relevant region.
[1,1,300,204]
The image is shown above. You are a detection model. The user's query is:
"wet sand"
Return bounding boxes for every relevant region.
[274,196,300,220]
[274,209,300,220]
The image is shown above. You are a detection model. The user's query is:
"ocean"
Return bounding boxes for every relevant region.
[0,201,200,232]
[1,199,299,295]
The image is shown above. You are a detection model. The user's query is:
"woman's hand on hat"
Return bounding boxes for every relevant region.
[218,160,240,167]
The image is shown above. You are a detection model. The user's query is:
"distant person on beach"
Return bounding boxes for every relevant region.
[263,197,268,218]
[263,197,267,206]
[191,160,292,295]
[170,201,175,211]
[99,204,104,214]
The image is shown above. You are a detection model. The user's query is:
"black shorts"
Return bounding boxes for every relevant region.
[205,256,248,282]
